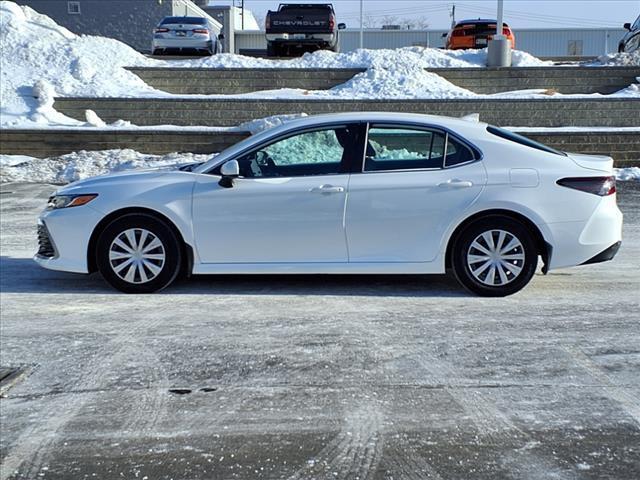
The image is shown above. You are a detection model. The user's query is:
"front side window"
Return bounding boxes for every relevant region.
[235,126,359,178]
[364,127,447,171]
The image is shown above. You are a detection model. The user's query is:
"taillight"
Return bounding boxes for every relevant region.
[154,28,169,33]
[329,15,335,30]
[193,29,209,34]
[265,14,270,29]
[557,176,616,196]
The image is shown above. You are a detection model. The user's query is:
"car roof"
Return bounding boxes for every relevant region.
[455,19,510,26]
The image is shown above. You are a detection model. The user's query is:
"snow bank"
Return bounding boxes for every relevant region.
[173,45,552,70]
[238,113,308,134]
[590,50,640,67]
[0,150,212,183]
[0,0,159,128]
[615,167,640,181]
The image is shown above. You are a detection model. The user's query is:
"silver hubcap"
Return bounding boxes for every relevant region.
[467,229,525,287]
[109,228,165,284]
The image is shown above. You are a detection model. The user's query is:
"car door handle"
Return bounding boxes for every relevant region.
[309,185,345,194]
[437,179,474,189]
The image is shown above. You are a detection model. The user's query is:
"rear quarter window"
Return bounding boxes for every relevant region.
[486,126,567,156]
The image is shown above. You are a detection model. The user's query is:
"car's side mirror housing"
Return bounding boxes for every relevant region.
[624,22,632,31]
[441,32,448,38]
[338,23,346,30]
[219,159,239,188]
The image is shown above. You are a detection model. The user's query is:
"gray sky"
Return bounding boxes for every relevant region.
[225,0,640,29]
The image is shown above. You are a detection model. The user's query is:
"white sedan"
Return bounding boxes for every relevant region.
[35,113,623,296]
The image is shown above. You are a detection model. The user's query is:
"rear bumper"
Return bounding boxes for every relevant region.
[266,33,336,46]
[152,38,212,50]
[580,241,621,265]
[543,195,623,270]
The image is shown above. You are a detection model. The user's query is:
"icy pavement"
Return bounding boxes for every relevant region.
[0,183,639,479]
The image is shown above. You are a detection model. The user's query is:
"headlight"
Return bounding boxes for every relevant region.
[47,194,98,210]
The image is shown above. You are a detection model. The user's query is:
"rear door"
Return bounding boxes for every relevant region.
[346,124,487,263]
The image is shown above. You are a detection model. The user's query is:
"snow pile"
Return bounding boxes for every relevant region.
[0,150,212,183]
[0,0,159,127]
[318,65,475,99]
[615,167,640,181]
[239,113,308,134]
[175,45,552,70]
[591,50,640,67]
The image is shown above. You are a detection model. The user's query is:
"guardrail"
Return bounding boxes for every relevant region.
[2,129,638,166]
[52,97,640,128]
[126,66,640,95]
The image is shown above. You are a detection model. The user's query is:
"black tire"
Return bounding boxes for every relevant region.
[451,216,538,297]
[96,213,182,293]
[266,42,277,57]
[152,48,163,56]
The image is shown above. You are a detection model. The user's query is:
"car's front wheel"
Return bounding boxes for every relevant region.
[452,216,538,297]
[96,214,181,293]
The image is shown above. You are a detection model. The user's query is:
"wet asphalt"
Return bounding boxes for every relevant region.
[0,182,638,480]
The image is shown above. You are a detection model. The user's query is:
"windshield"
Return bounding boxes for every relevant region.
[486,126,566,156]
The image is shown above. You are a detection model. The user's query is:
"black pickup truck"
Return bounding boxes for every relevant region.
[265,3,346,57]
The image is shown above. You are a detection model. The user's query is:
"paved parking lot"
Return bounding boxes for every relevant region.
[1,182,639,480]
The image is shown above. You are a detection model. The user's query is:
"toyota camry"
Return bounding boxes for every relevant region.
[35,113,623,296]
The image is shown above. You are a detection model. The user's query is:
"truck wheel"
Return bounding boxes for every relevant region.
[267,43,276,57]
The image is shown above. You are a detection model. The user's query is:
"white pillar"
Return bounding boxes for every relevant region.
[359,0,364,49]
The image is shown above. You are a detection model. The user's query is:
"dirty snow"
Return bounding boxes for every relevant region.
[0,150,213,183]
[589,50,640,67]
[2,150,638,185]
[615,167,640,181]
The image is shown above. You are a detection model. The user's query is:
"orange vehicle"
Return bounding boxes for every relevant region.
[445,19,515,50]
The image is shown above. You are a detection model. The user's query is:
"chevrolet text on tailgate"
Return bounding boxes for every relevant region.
[265,3,346,57]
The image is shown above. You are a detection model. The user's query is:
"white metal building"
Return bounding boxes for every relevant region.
[236,28,628,57]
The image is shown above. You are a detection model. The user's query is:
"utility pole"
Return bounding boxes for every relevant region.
[487,0,511,67]
[450,4,456,28]
[241,0,244,30]
[359,0,364,50]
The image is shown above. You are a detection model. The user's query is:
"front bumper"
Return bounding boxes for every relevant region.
[33,205,104,274]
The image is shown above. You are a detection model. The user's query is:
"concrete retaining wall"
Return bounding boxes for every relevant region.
[126,66,640,95]
[2,129,638,166]
[52,97,640,128]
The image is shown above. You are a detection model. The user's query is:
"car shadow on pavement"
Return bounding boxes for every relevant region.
[0,256,467,297]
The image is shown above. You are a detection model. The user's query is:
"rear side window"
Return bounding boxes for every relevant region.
[445,136,476,167]
[365,127,447,171]
[161,17,206,25]
[486,126,566,156]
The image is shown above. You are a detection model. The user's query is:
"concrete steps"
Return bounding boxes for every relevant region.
[52,97,640,128]
[2,129,638,167]
[126,66,640,95]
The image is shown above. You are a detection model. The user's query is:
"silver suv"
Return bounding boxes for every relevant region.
[152,16,224,56]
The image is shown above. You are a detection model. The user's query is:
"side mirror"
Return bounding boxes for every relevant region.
[219,159,239,188]
[441,32,448,38]
[624,22,632,31]
[338,23,346,30]
[218,33,225,40]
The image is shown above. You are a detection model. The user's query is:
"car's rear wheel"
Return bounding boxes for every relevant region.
[452,216,537,297]
[96,214,181,293]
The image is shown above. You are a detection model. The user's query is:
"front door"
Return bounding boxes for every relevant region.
[192,124,363,264]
